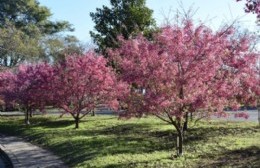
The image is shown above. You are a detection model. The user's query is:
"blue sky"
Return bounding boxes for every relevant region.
[38,0,257,43]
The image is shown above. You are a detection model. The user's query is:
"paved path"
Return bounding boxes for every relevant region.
[0,134,67,168]
[0,156,5,168]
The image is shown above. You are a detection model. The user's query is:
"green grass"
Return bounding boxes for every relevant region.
[0,115,259,168]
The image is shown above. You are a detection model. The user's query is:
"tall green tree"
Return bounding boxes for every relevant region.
[0,0,73,36]
[90,0,156,54]
[0,22,42,67]
[0,0,74,67]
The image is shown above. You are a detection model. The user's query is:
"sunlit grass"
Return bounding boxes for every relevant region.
[0,115,259,167]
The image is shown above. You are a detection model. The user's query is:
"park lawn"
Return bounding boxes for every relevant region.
[0,115,259,168]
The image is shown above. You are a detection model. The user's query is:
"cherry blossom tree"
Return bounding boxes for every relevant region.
[51,52,127,128]
[109,20,259,156]
[0,63,54,124]
[0,69,16,111]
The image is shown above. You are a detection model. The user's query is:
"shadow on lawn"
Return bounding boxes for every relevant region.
[49,122,175,166]
[185,125,258,143]
[50,122,257,167]
[1,116,258,167]
[35,116,117,128]
[201,146,260,168]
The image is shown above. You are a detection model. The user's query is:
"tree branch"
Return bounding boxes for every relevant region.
[154,113,172,124]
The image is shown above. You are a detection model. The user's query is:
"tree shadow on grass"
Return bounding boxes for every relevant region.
[46,123,175,167]
[200,146,260,168]
[34,116,117,128]
[185,125,259,144]
[2,116,258,167]
[29,119,258,167]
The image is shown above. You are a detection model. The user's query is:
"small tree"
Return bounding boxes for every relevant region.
[109,20,259,156]
[50,52,126,128]
[0,63,53,124]
[0,69,16,111]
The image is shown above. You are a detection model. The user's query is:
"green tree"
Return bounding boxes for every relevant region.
[90,0,156,54]
[0,22,42,67]
[0,0,74,67]
[42,35,85,62]
[0,0,73,36]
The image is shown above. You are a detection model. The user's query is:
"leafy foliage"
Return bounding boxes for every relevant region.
[0,0,73,36]
[0,22,43,67]
[0,0,74,67]
[41,35,85,62]
[90,0,156,54]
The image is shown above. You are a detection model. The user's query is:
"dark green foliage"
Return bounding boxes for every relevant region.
[0,0,73,37]
[90,0,157,54]
[0,22,42,67]
[0,0,74,67]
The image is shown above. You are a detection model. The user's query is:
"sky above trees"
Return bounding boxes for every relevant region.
[38,0,258,42]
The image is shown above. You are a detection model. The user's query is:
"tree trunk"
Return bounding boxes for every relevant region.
[183,113,188,131]
[176,129,183,156]
[29,110,33,117]
[257,98,260,127]
[75,117,79,129]
[91,110,95,116]
[190,112,193,121]
[173,118,184,157]
[25,109,30,125]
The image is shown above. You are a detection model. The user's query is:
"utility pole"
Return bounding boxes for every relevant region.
[257,98,260,128]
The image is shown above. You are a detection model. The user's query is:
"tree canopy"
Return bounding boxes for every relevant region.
[0,53,127,128]
[41,35,85,62]
[108,19,259,156]
[90,0,156,54]
[0,22,42,67]
[0,0,76,67]
[0,0,73,36]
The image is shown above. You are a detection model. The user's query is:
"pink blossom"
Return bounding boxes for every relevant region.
[109,18,259,126]
[50,52,128,128]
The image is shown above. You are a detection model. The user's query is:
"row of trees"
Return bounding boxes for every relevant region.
[1,18,259,156]
[2,0,258,67]
[0,0,259,157]
[0,52,126,127]
[0,0,157,67]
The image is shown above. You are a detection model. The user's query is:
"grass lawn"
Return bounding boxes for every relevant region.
[0,115,259,168]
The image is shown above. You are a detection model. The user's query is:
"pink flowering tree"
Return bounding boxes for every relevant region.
[0,69,16,111]
[109,20,259,156]
[0,63,54,125]
[51,52,126,129]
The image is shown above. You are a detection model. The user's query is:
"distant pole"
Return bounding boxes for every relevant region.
[257,55,260,127]
[257,98,260,127]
